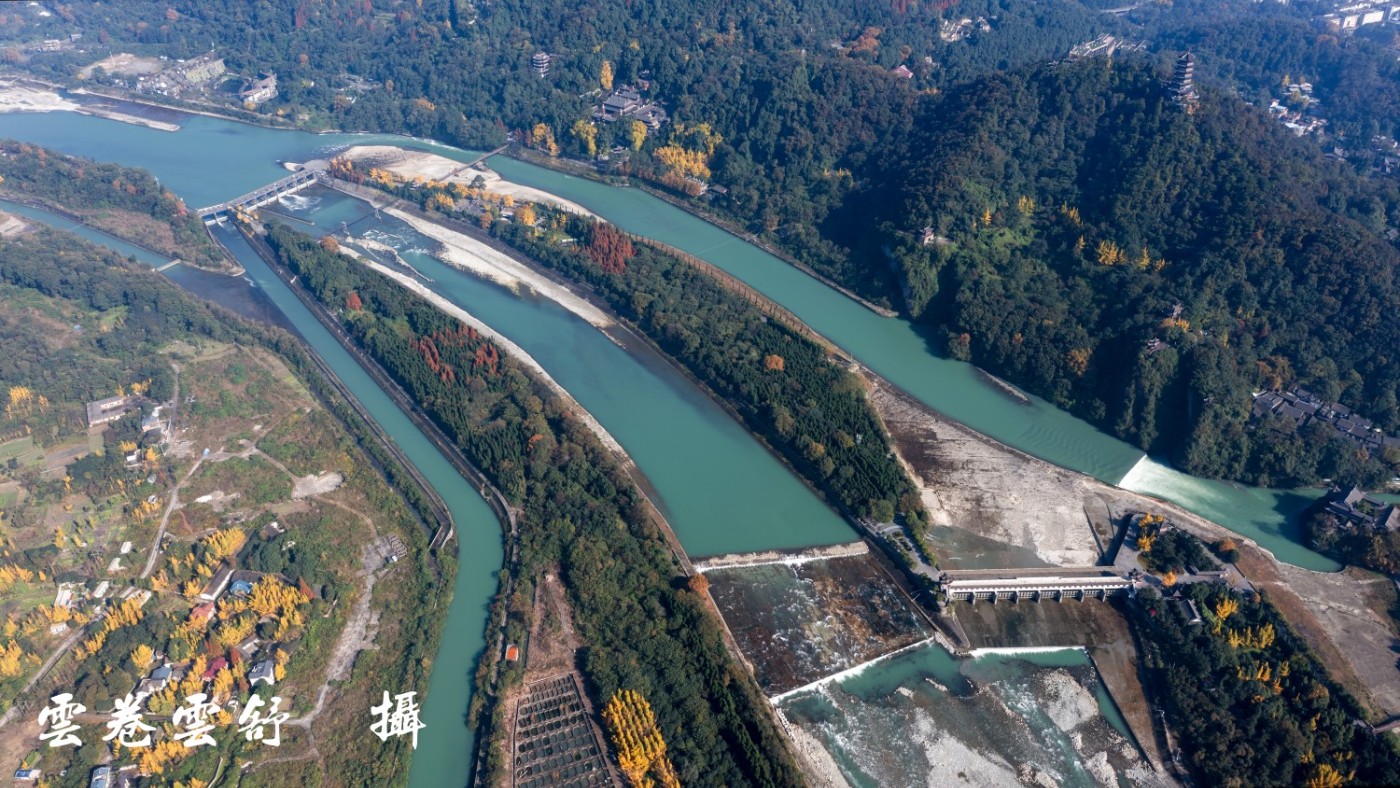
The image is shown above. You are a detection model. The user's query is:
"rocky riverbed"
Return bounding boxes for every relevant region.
[868,378,1108,568]
[704,552,933,694]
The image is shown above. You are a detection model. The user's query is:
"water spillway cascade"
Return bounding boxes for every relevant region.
[197,158,328,223]
[939,568,1134,603]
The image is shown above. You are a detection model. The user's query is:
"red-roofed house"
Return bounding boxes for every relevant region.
[201,656,228,681]
[190,602,215,625]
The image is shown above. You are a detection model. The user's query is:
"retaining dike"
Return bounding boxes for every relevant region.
[695,540,869,572]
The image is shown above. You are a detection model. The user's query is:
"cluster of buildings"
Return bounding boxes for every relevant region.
[938,16,990,43]
[93,50,280,109]
[592,85,668,131]
[1318,0,1400,32]
[1267,80,1328,137]
[1067,34,1144,60]
[1319,484,1400,531]
[127,568,289,704]
[84,394,171,456]
[26,36,76,54]
[18,762,129,786]
[1251,387,1400,452]
[51,584,151,632]
[128,53,228,98]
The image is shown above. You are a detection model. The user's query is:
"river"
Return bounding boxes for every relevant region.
[0,110,1336,571]
[480,159,1340,571]
[280,190,854,556]
[0,105,1339,785]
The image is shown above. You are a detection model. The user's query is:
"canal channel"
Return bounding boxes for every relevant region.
[0,105,1347,785]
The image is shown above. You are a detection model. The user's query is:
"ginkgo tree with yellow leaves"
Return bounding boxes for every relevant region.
[602,689,681,788]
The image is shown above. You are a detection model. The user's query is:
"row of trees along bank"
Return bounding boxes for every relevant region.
[486,208,930,542]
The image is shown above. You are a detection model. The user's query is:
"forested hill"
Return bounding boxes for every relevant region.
[50,0,1109,282]
[873,60,1400,487]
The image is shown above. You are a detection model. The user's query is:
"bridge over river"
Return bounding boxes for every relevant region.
[198,159,328,223]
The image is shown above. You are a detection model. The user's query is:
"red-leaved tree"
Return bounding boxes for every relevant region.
[587,224,634,274]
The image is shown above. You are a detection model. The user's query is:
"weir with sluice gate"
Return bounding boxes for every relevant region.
[197,158,327,222]
[938,568,1134,603]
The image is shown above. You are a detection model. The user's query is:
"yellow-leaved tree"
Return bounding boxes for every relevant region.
[531,123,559,157]
[0,640,25,677]
[1304,763,1348,788]
[202,528,246,561]
[571,119,598,157]
[130,643,155,672]
[211,666,235,700]
[1212,595,1241,635]
[602,689,680,788]
[1096,239,1126,266]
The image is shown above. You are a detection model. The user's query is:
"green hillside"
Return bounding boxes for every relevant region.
[874,60,1400,487]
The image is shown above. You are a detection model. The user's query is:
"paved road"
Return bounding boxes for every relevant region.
[0,616,99,731]
[140,364,186,579]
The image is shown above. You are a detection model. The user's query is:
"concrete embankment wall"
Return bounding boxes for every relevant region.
[694,540,869,572]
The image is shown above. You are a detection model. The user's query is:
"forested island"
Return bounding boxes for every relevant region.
[262,224,803,786]
[493,212,927,535]
[0,141,231,271]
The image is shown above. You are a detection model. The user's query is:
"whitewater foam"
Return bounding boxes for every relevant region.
[968,646,1087,659]
[769,636,942,704]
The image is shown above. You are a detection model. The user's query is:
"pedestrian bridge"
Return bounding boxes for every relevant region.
[198,159,328,224]
[939,568,1134,603]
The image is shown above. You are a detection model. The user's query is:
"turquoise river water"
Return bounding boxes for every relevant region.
[0,105,1347,785]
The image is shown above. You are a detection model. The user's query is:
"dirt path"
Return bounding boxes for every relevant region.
[140,457,199,579]
[141,364,184,578]
[289,497,381,729]
[0,625,90,731]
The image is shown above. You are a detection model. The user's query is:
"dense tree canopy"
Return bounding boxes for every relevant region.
[494,211,923,530]
[41,0,1115,281]
[1136,582,1400,787]
[870,59,1400,486]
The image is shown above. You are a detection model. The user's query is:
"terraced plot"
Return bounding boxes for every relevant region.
[512,674,617,788]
